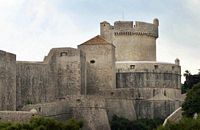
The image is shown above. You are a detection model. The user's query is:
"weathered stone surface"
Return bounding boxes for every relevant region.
[0,111,37,122]
[0,50,16,110]
[106,98,136,121]
[79,36,116,94]
[16,48,86,109]
[135,100,181,119]
[100,20,159,61]
[23,95,111,130]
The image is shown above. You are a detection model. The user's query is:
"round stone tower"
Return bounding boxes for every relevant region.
[100,18,159,61]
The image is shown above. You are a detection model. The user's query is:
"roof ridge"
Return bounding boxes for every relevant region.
[80,35,112,45]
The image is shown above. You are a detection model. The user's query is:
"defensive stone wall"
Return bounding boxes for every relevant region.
[97,88,182,119]
[16,62,50,109]
[135,100,181,119]
[23,101,71,120]
[116,61,181,89]
[16,48,86,109]
[0,50,16,110]
[98,88,181,101]
[23,95,111,130]
[0,111,37,122]
[105,98,136,121]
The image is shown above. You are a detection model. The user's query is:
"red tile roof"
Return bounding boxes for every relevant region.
[80,35,111,45]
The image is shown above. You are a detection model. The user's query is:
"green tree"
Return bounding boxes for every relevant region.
[0,116,83,130]
[110,115,163,130]
[182,82,200,117]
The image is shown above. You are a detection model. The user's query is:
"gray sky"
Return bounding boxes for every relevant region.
[0,0,199,82]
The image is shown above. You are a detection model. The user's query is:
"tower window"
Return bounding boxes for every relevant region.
[164,90,166,96]
[154,65,158,69]
[153,89,155,96]
[130,65,135,69]
[90,60,95,64]
[60,52,67,56]
[172,66,175,70]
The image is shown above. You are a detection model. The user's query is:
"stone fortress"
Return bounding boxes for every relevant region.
[0,18,183,130]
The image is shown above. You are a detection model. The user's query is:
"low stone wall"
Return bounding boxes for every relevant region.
[0,111,37,122]
[23,95,111,130]
[22,100,71,121]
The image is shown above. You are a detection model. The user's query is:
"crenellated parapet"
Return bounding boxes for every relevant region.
[101,18,159,40]
[100,18,159,61]
[113,20,158,38]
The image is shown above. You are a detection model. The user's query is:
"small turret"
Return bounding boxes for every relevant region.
[175,58,180,66]
[100,21,111,36]
[153,18,159,26]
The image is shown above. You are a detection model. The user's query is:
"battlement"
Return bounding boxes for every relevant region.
[100,18,159,38]
[114,21,133,29]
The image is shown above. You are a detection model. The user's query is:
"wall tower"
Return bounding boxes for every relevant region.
[100,18,159,61]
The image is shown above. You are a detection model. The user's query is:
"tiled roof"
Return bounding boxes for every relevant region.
[80,35,111,45]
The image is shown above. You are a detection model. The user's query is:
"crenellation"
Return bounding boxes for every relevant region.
[114,21,133,29]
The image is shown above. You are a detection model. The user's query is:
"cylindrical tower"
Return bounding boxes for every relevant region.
[100,18,159,61]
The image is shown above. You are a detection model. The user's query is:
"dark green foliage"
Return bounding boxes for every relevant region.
[181,84,189,94]
[182,82,200,117]
[0,116,83,130]
[111,115,163,130]
[182,70,200,94]
[156,116,200,130]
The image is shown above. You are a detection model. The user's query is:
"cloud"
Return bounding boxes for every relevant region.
[183,0,200,16]
[0,0,199,82]
[0,0,89,61]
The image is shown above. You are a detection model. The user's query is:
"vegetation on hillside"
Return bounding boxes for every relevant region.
[182,82,200,117]
[156,116,200,130]
[0,116,83,130]
[110,115,163,130]
[157,80,200,130]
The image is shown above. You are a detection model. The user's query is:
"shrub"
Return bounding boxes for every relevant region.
[111,115,163,130]
[156,116,200,130]
[0,116,83,130]
[182,82,200,117]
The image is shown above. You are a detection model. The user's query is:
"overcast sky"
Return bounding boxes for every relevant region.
[0,0,199,82]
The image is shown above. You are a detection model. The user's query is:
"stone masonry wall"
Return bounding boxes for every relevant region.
[135,100,181,119]
[116,62,181,90]
[0,111,37,122]
[23,95,111,130]
[0,50,16,110]
[16,62,50,109]
[100,19,159,61]
[79,45,115,94]
[16,48,86,109]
